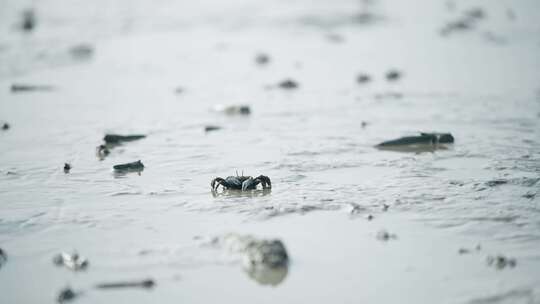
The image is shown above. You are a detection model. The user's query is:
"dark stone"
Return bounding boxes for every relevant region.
[10,84,54,93]
[69,44,94,59]
[21,9,36,32]
[255,53,270,65]
[95,279,155,289]
[238,106,251,115]
[377,132,454,147]
[205,125,221,132]
[103,134,146,144]
[0,248,7,269]
[57,287,77,303]
[385,69,402,81]
[485,179,508,187]
[113,160,144,171]
[357,73,371,84]
[278,79,299,89]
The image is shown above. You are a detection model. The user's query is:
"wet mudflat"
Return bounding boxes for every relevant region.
[1,0,540,303]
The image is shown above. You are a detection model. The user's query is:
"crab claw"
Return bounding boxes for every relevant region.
[257,175,272,189]
[211,177,225,190]
[256,175,272,189]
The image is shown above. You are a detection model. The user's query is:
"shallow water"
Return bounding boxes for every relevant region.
[1,0,540,303]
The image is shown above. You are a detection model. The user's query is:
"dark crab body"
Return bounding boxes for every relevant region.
[211,174,271,191]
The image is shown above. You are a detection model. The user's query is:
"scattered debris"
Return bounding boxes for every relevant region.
[103,134,146,145]
[385,69,402,82]
[20,9,36,32]
[440,7,486,36]
[348,203,366,215]
[211,173,271,191]
[0,248,7,269]
[486,179,508,187]
[113,160,144,173]
[376,229,397,241]
[459,244,481,254]
[95,279,155,290]
[458,248,470,254]
[63,163,71,174]
[1,123,9,130]
[57,287,79,303]
[213,104,251,115]
[69,44,94,59]
[522,192,536,199]
[255,53,270,65]
[10,84,54,93]
[464,7,485,20]
[53,252,89,271]
[205,125,221,133]
[487,255,516,269]
[278,79,299,89]
[382,204,390,211]
[440,19,473,36]
[356,73,371,84]
[96,144,110,160]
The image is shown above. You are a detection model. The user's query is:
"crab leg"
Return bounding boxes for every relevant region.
[241,177,255,191]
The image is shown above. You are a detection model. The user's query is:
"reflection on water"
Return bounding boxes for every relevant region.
[113,169,143,178]
[245,264,288,286]
[375,143,451,153]
[211,189,272,198]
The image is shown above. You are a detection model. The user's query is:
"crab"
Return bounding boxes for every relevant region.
[211,172,271,191]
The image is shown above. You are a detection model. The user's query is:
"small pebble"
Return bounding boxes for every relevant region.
[278,79,299,89]
[21,9,36,32]
[458,248,470,254]
[57,287,77,303]
[385,70,402,81]
[356,73,371,84]
[465,7,485,19]
[376,229,397,241]
[205,125,221,133]
[1,123,9,130]
[69,44,94,59]
[53,252,89,271]
[63,163,71,173]
[96,144,110,159]
[255,53,270,65]
[174,86,184,94]
[487,255,516,269]
[0,248,7,268]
